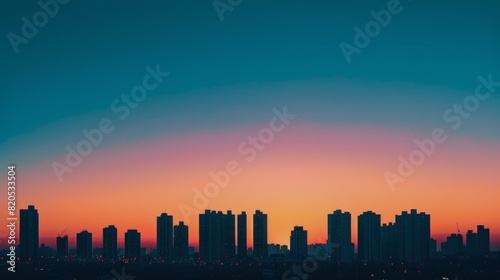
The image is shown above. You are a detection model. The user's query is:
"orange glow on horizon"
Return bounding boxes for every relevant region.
[2,123,500,251]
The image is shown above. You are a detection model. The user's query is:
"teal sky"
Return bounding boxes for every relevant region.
[1,0,499,165]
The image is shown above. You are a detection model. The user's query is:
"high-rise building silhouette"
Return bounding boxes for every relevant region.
[157,213,173,260]
[395,209,430,262]
[441,233,464,257]
[477,225,490,255]
[125,229,141,259]
[290,226,308,258]
[56,235,68,257]
[103,225,118,260]
[20,205,39,260]
[466,225,490,257]
[174,221,189,259]
[237,211,247,259]
[199,210,235,261]
[358,211,381,262]
[253,210,268,258]
[223,210,235,259]
[200,210,221,261]
[328,210,354,263]
[466,229,476,257]
[380,222,396,262]
[76,230,92,259]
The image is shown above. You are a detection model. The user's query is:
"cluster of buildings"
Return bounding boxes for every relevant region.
[18,206,491,263]
[56,214,190,260]
[440,225,490,258]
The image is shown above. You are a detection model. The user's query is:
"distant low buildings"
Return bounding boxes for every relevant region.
[39,243,54,257]
[267,244,280,256]
[308,243,329,259]
[441,233,464,257]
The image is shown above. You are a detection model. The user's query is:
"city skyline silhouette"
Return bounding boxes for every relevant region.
[12,204,495,255]
[1,0,499,278]
[8,204,497,279]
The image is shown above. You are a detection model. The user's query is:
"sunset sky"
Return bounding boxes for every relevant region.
[1,0,499,251]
